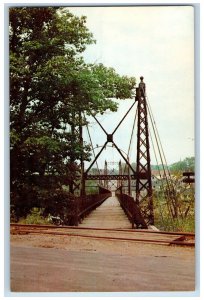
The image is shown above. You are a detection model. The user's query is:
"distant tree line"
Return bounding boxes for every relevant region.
[168,157,195,174]
[100,157,195,175]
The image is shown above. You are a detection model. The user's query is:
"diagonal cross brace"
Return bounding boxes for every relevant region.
[85,101,137,175]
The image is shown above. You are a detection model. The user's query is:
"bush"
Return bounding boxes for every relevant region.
[18,207,52,225]
[11,187,78,225]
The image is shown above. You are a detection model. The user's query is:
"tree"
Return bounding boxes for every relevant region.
[169,157,195,176]
[10,7,136,221]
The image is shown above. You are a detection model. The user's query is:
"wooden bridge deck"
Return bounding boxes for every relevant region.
[79,195,132,229]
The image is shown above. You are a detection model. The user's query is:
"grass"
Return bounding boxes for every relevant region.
[154,214,195,232]
[154,202,195,232]
[18,207,53,225]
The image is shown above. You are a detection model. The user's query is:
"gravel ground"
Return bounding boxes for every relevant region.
[10,232,195,292]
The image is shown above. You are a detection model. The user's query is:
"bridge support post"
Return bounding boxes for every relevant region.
[69,111,86,196]
[127,156,131,196]
[136,77,154,225]
[119,160,123,192]
[104,160,108,189]
[79,116,86,196]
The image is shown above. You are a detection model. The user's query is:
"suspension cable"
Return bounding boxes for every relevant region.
[147,101,177,218]
[149,130,165,217]
[147,99,178,199]
[149,129,174,226]
[147,103,170,186]
[147,98,172,179]
[123,105,138,175]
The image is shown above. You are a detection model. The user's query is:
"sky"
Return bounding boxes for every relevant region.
[67,6,195,168]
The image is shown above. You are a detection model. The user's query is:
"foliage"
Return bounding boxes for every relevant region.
[10,7,136,221]
[85,180,99,194]
[18,208,53,225]
[119,157,195,174]
[151,164,167,170]
[169,157,195,175]
[41,190,78,225]
[153,182,195,232]
[151,157,195,231]
[11,185,78,225]
[154,209,195,232]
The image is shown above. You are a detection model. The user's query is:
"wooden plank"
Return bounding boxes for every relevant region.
[79,196,132,229]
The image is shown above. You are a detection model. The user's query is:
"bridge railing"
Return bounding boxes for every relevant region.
[73,186,111,225]
[115,187,148,229]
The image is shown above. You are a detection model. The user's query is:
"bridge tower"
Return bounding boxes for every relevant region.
[82,76,154,227]
[135,77,154,225]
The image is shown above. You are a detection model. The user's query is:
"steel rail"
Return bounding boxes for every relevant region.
[10,229,194,247]
[10,223,195,237]
[10,225,194,247]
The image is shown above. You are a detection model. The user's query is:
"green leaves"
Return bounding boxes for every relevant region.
[24,136,62,153]
[9,7,137,220]
[90,63,136,100]
[169,157,195,175]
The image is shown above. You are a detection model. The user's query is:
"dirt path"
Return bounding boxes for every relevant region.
[10,233,195,292]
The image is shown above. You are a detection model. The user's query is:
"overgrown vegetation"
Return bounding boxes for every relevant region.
[169,157,195,175]
[16,208,52,225]
[154,196,195,232]
[153,169,195,232]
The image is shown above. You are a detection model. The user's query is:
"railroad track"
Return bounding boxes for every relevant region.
[10,223,195,247]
